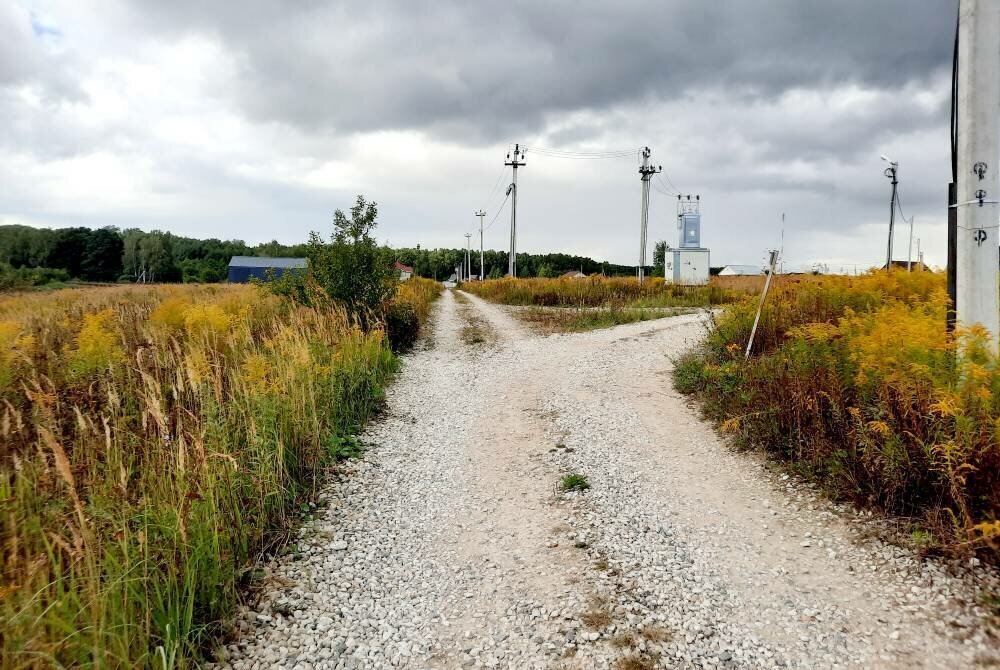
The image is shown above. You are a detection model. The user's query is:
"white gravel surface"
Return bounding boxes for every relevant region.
[211,289,999,670]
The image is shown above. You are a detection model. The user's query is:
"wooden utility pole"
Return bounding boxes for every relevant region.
[745,250,779,361]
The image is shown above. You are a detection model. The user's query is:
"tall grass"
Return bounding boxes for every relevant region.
[0,284,405,667]
[394,277,443,324]
[462,276,735,308]
[674,270,1000,553]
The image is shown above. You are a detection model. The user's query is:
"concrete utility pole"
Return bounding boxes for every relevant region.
[464,233,472,281]
[907,216,915,271]
[505,144,526,277]
[638,147,662,282]
[476,210,486,280]
[956,0,1000,349]
[881,155,899,270]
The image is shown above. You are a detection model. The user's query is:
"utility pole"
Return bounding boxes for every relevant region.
[956,0,1000,349]
[881,155,899,270]
[907,216,915,271]
[637,147,661,282]
[476,210,486,280]
[464,233,472,281]
[505,144,526,277]
[779,213,785,275]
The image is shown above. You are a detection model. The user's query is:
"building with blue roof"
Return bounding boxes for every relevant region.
[227,256,308,283]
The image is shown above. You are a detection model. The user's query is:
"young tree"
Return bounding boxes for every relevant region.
[308,195,396,320]
[652,240,667,278]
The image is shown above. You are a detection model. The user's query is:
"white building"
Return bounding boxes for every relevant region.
[718,264,764,276]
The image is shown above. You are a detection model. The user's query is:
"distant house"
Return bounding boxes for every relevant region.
[718,264,764,276]
[394,261,414,281]
[561,270,587,279]
[227,256,307,283]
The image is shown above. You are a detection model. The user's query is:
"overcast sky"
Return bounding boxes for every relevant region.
[2,1,960,270]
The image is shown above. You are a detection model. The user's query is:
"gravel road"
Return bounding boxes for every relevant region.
[212,289,999,669]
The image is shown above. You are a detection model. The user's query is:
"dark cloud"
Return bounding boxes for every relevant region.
[120,0,956,141]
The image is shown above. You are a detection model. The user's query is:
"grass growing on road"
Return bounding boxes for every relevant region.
[514,305,693,333]
[675,270,1000,556]
[453,291,494,345]
[561,473,591,491]
[0,282,433,668]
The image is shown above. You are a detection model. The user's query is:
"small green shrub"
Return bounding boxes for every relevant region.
[672,350,708,394]
[561,473,590,491]
[329,434,366,461]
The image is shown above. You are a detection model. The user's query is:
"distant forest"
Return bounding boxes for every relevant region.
[0,224,648,285]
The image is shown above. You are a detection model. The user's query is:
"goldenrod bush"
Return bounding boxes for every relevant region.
[0,284,400,667]
[675,271,1000,553]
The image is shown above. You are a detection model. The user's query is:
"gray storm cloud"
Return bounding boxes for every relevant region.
[117,0,954,141]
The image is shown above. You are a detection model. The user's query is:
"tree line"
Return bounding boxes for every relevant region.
[0,225,308,284]
[393,247,644,280]
[0,222,652,286]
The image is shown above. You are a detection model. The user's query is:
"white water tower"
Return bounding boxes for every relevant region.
[664,195,710,285]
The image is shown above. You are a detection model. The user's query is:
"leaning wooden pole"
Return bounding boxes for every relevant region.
[744,250,779,362]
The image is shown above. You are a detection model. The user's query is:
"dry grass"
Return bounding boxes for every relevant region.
[580,608,613,629]
[0,284,414,667]
[579,594,613,629]
[614,654,656,670]
[640,625,673,642]
[610,632,636,648]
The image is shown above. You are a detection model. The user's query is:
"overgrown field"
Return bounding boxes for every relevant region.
[673,271,1000,554]
[462,276,735,309]
[0,280,438,668]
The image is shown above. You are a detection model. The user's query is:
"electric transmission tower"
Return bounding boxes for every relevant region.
[505,144,526,277]
[475,210,486,280]
[638,147,662,282]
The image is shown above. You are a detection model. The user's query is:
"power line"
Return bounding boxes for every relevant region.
[651,179,678,197]
[521,145,642,159]
[484,190,511,231]
[658,170,681,194]
[480,165,508,211]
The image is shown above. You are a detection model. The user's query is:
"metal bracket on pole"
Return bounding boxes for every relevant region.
[950,199,1000,207]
